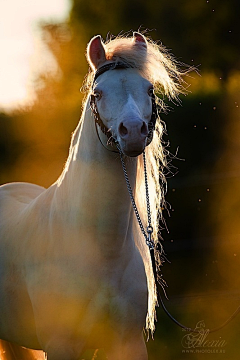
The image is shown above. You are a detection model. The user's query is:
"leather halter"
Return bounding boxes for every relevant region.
[90,62,159,146]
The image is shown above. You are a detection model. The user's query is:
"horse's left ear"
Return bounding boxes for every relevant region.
[133,32,147,49]
[87,35,107,70]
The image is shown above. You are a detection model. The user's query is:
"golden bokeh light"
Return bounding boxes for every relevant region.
[0,0,70,111]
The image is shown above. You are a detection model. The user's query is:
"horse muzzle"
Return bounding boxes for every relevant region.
[117,119,148,157]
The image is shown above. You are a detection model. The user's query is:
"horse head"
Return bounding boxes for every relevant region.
[87,33,156,157]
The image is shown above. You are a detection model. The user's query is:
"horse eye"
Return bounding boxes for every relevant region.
[148,86,154,97]
[93,91,102,101]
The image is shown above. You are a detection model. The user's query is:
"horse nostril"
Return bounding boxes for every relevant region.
[141,122,148,136]
[119,122,128,137]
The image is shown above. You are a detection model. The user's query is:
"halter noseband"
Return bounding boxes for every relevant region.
[90,62,159,147]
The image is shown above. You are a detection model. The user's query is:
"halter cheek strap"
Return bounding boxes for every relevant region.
[90,62,159,147]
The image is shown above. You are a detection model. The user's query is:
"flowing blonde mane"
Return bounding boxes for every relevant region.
[82,33,186,334]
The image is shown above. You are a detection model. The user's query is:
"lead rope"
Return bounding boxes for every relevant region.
[117,145,154,250]
[117,144,240,334]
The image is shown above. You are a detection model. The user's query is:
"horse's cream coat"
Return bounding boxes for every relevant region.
[0,32,184,360]
[0,35,155,360]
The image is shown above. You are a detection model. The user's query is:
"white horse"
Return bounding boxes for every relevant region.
[0,32,183,360]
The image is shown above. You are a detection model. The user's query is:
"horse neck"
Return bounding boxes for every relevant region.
[53,98,138,253]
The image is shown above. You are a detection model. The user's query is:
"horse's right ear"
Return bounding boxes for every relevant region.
[87,35,107,70]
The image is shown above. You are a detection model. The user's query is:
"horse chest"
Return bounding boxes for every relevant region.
[25,249,147,342]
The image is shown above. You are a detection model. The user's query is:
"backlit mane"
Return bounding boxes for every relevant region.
[82,34,186,333]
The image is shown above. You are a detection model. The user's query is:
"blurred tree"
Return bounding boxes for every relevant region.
[2,0,239,187]
[70,0,240,76]
[0,112,25,184]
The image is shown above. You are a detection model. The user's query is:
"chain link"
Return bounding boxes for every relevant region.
[117,144,154,250]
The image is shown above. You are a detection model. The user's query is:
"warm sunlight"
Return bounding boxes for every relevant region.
[0,0,70,111]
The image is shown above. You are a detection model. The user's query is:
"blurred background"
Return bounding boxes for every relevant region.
[1,0,240,359]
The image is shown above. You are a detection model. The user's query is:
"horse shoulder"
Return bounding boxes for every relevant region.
[0,182,46,248]
[0,182,45,205]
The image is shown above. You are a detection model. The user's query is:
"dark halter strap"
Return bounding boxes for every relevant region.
[93,62,131,82]
[90,62,159,146]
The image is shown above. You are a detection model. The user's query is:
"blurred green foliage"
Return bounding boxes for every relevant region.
[71,0,240,76]
[1,0,240,358]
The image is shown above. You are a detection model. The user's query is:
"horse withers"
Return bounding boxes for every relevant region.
[0,32,183,360]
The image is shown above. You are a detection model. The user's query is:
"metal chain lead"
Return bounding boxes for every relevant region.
[143,151,154,245]
[117,144,154,250]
